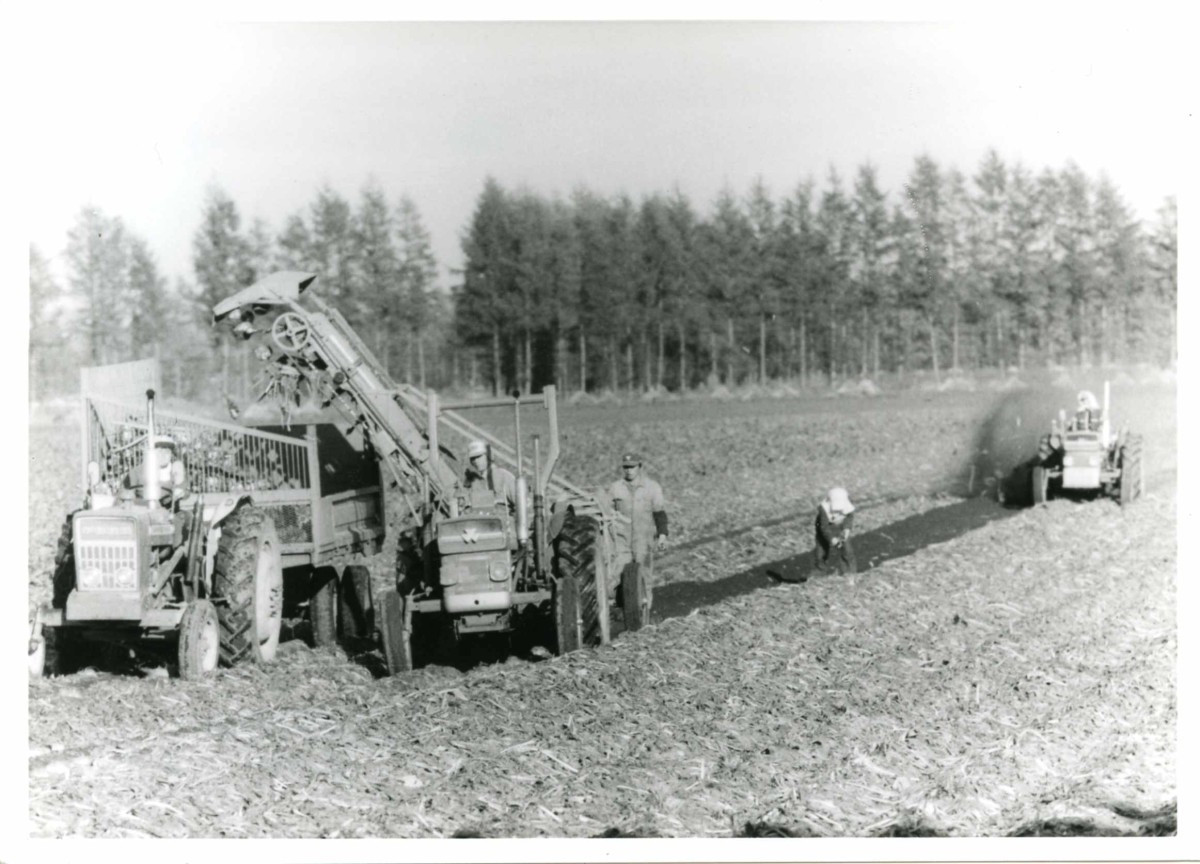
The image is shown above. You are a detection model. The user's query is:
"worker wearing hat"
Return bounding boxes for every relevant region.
[1072,389,1103,432]
[814,486,856,574]
[464,439,518,515]
[607,451,669,612]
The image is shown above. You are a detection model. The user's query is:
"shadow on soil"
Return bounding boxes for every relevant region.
[653,495,1019,621]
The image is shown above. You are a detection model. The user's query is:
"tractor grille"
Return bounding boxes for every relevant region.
[260,504,312,544]
[76,538,139,591]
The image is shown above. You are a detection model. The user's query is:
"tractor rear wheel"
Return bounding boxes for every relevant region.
[309,566,338,648]
[214,505,284,666]
[552,512,602,648]
[380,588,414,674]
[178,600,220,679]
[552,573,581,655]
[1032,466,1050,505]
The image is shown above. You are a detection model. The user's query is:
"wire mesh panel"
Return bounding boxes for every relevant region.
[85,397,313,496]
[257,502,313,544]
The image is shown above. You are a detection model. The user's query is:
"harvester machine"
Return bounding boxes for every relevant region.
[212,272,627,673]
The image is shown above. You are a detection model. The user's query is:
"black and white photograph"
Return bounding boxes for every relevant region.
[11,4,1194,859]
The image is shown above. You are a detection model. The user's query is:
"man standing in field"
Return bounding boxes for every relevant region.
[608,452,669,616]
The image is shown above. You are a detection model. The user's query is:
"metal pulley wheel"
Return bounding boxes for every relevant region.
[271,312,312,353]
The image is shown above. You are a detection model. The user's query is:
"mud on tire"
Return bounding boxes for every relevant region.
[213,504,283,666]
[552,512,602,650]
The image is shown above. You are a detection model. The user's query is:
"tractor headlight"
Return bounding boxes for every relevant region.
[1088,455,1100,466]
[78,567,102,589]
[1063,456,1074,467]
[114,567,137,589]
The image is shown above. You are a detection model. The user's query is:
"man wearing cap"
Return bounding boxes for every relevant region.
[464,439,518,515]
[607,452,669,611]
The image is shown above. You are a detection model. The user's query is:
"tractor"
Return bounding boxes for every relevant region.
[1031,381,1144,506]
[210,271,629,675]
[30,388,285,679]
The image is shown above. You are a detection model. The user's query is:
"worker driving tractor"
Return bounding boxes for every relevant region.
[124,435,187,510]
[463,439,518,515]
[1070,389,1104,432]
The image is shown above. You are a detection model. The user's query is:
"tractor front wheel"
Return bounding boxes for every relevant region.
[309,566,338,648]
[178,600,220,679]
[380,589,414,675]
[1032,466,1050,505]
[339,564,374,644]
[214,505,284,666]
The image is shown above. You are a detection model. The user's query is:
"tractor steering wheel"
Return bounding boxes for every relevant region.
[271,312,312,353]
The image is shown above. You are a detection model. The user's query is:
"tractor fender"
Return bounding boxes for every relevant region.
[200,494,253,592]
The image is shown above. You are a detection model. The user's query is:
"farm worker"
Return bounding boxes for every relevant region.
[464,439,517,515]
[607,452,670,610]
[814,487,856,575]
[125,437,186,509]
[1073,390,1103,432]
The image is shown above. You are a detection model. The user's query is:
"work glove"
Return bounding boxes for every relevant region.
[655,534,667,551]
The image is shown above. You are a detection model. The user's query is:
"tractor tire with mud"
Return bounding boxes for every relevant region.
[213,504,284,666]
[1118,433,1145,505]
[380,588,414,674]
[178,599,220,679]
[309,566,339,648]
[1032,465,1050,505]
[552,573,582,655]
[552,512,602,651]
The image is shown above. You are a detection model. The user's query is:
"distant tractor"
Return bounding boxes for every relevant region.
[1031,381,1144,506]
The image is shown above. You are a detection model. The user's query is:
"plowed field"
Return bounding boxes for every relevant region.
[25,379,1178,840]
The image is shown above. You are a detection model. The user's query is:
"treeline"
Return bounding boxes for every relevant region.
[30,182,451,402]
[29,150,1177,404]
[457,151,1177,395]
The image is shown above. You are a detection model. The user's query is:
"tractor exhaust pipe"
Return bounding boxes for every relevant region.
[1102,380,1112,447]
[144,389,161,508]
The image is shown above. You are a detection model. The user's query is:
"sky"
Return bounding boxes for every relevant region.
[20,9,1193,292]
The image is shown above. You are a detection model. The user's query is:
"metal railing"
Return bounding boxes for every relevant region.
[84,397,312,496]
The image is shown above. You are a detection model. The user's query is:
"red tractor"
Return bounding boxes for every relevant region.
[1032,382,1144,506]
